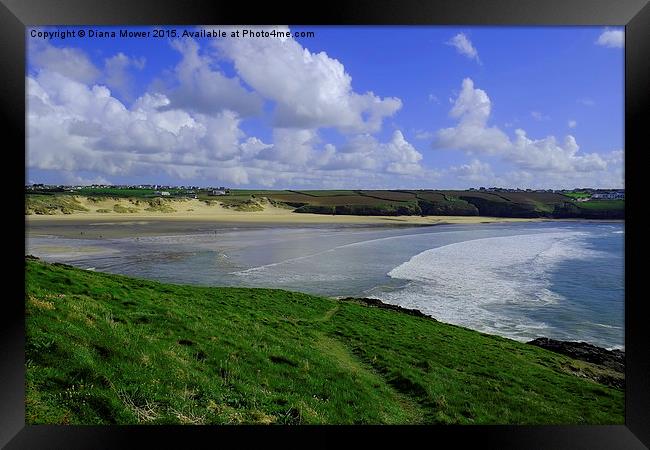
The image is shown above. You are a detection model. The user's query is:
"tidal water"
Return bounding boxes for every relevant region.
[26,221,624,349]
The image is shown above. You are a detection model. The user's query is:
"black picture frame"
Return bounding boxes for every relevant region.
[3,0,648,448]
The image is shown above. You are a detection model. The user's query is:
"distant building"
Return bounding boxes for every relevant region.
[154,191,170,196]
[209,189,226,196]
[591,191,624,200]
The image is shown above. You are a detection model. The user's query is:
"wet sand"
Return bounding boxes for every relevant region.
[26,214,547,239]
[25,196,622,240]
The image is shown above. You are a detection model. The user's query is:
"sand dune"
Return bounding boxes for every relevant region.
[25,196,547,226]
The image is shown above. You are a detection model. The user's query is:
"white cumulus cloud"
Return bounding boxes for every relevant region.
[29,40,100,84]
[211,26,402,133]
[160,38,263,117]
[435,78,511,155]
[104,52,146,101]
[596,28,624,48]
[433,78,620,185]
[446,33,481,63]
[27,40,427,189]
[448,159,494,182]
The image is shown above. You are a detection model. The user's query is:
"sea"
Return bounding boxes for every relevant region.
[26,221,625,350]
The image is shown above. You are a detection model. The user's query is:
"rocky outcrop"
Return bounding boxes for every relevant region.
[337,297,436,321]
[527,337,624,373]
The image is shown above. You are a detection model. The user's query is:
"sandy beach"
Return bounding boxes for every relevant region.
[26,196,545,227]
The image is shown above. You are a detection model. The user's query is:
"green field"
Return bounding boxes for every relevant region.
[576,200,625,210]
[26,258,623,425]
[290,190,358,197]
[210,189,623,219]
[563,192,593,200]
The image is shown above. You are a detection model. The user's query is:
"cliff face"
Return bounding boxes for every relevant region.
[527,337,625,389]
[551,203,625,220]
[527,338,625,373]
[291,191,624,220]
[459,196,543,218]
[418,199,479,216]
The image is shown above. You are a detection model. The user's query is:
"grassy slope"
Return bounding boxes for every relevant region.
[577,200,625,210]
[25,259,623,425]
[25,195,89,215]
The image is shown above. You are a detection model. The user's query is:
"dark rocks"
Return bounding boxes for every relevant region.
[338,297,436,321]
[527,337,624,373]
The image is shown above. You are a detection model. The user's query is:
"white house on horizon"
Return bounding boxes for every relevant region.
[591,191,624,200]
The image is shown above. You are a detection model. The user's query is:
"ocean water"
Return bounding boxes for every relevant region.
[26,221,624,349]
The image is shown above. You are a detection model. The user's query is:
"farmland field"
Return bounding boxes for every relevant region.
[563,192,593,200]
[577,200,625,210]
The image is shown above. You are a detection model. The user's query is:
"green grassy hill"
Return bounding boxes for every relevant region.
[25,258,623,425]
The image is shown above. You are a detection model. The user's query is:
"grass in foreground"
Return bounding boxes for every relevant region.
[25,259,623,425]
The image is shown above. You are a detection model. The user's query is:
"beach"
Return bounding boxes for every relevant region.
[26,196,547,227]
[26,219,625,349]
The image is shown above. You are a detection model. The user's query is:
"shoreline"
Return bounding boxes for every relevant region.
[26,216,624,358]
[25,255,627,392]
[25,212,547,226]
[25,257,624,424]
[25,212,623,226]
[25,213,621,241]
[25,196,623,227]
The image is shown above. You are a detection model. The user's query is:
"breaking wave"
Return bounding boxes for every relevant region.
[375,232,610,342]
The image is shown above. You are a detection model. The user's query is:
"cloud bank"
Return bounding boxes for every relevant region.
[432,78,622,188]
[27,27,622,190]
[27,30,426,189]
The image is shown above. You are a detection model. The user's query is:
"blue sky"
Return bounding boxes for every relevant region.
[26,25,624,189]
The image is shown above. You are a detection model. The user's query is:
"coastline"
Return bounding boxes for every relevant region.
[25,211,548,226]
[335,296,624,387]
[24,210,622,241]
[25,211,548,240]
[26,211,624,355]
[24,197,623,225]
[25,196,624,227]
[25,257,624,424]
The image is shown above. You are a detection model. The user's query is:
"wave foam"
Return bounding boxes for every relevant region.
[378,232,609,342]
